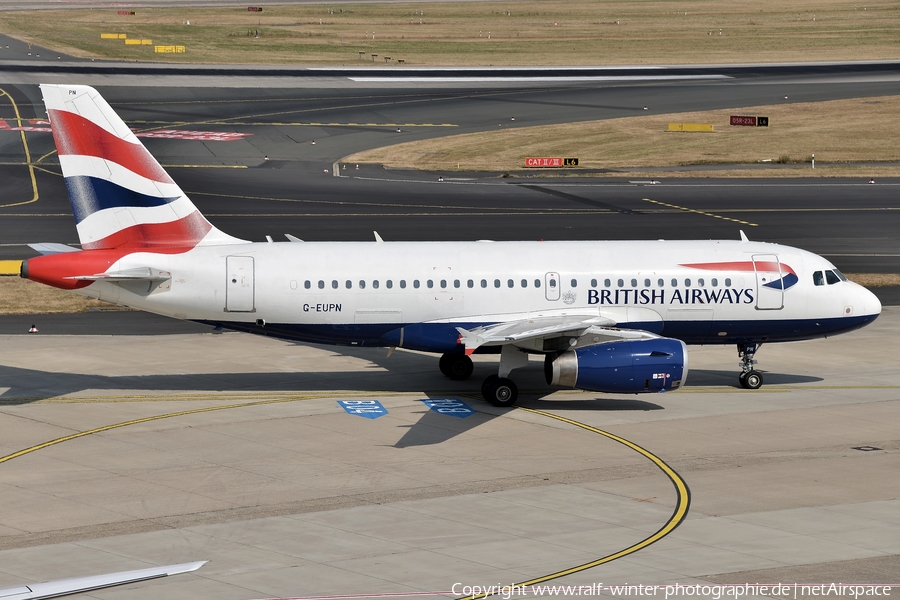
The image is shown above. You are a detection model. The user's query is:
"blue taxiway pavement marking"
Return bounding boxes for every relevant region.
[338,400,388,419]
[420,398,475,418]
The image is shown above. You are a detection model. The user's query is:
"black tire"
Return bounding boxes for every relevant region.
[439,353,473,381]
[738,372,748,388]
[483,377,518,407]
[438,354,452,377]
[481,374,500,395]
[744,370,763,390]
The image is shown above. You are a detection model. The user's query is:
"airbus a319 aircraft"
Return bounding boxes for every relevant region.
[21,84,882,406]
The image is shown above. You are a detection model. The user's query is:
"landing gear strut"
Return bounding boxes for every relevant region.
[439,353,473,381]
[737,343,763,389]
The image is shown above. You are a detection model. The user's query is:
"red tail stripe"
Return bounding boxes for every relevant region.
[681,261,796,275]
[49,109,175,185]
[82,211,212,251]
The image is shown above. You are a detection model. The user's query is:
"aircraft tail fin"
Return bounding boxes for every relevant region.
[40,84,246,250]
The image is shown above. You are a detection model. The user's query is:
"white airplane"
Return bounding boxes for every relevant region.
[21,84,882,406]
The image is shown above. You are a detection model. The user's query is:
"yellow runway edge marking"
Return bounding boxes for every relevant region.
[459,407,691,600]
[0,394,323,465]
[643,197,757,227]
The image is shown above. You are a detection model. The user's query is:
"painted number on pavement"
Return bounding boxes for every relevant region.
[420,398,475,419]
[338,400,388,419]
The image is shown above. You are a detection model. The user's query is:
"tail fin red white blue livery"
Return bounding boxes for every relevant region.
[40,84,245,250]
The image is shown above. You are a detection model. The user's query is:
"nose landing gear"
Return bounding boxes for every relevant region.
[738,343,764,389]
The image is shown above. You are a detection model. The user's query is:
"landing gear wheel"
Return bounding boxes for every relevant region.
[741,371,762,390]
[483,377,518,407]
[439,353,473,381]
[480,374,500,396]
[740,370,763,390]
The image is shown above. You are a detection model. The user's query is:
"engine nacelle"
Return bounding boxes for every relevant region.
[545,338,688,394]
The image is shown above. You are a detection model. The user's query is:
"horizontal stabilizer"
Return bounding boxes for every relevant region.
[0,560,206,600]
[64,267,171,283]
[28,243,79,255]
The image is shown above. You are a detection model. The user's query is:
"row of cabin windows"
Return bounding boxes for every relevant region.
[303,276,734,290]
[306,278,548,290]
[589,277,732,288]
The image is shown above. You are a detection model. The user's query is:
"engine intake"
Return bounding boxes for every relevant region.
[545,338,688,394]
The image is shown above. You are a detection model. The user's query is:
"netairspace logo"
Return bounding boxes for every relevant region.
[449,583,896,599]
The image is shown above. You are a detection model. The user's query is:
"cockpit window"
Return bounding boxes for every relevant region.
[826,270,840,285]
[834,269,848,282]
[813,271,825,286]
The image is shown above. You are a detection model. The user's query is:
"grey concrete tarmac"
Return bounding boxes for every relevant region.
[0,309,897,597]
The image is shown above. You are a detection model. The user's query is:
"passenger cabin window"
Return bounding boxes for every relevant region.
[571,279,577,287]
[454,280,460,288]
[304,280,311,289]
[521,279,528,288]
[427,280,434,289]
[617,278,624,287]
[481,279,488,288]
[373,280,380,289]
[826,270,841,285]
[685,278,691,287]
[400,280,407,289]
[698,278,705,287]
[345,280,352,289]
[534,279,541,288]
[671,278,678,287]
[508,279,514,288]
[604,279,611,288]
[318,280,325,289]
[631,278,637,287]
[813,271,825,286]
[658,278,664,288]
[440,279,447,289]
[359,280,366,289]
[413,280,420,289]
[386,280,393,289]
[467,279,474,288]
[591,279,597,287]
[725,278,732,287]
[644,278,651,287]
[332,280,338,289]
[712,278,718,287]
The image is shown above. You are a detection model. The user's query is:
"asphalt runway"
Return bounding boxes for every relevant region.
[0,64,899,596]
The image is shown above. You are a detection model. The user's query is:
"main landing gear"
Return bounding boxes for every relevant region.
[737,343,764,389]
[438,347,526,407]
[438,353,474,381]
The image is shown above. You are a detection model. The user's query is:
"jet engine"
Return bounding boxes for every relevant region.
[545,338,688,394]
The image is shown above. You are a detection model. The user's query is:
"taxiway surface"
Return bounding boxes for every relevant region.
[0,309,898,597]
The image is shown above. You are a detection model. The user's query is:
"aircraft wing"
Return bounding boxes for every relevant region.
[0,561,206,600]
[455,311,659,354]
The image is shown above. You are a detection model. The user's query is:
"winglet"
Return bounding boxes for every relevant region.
[373,231,384,243]
[739,230,749,242]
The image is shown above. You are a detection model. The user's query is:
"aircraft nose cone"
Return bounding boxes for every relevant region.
[855,284,882,320]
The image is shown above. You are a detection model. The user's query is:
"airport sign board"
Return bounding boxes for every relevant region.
[731,116,769,127]
[525,157,579,168]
